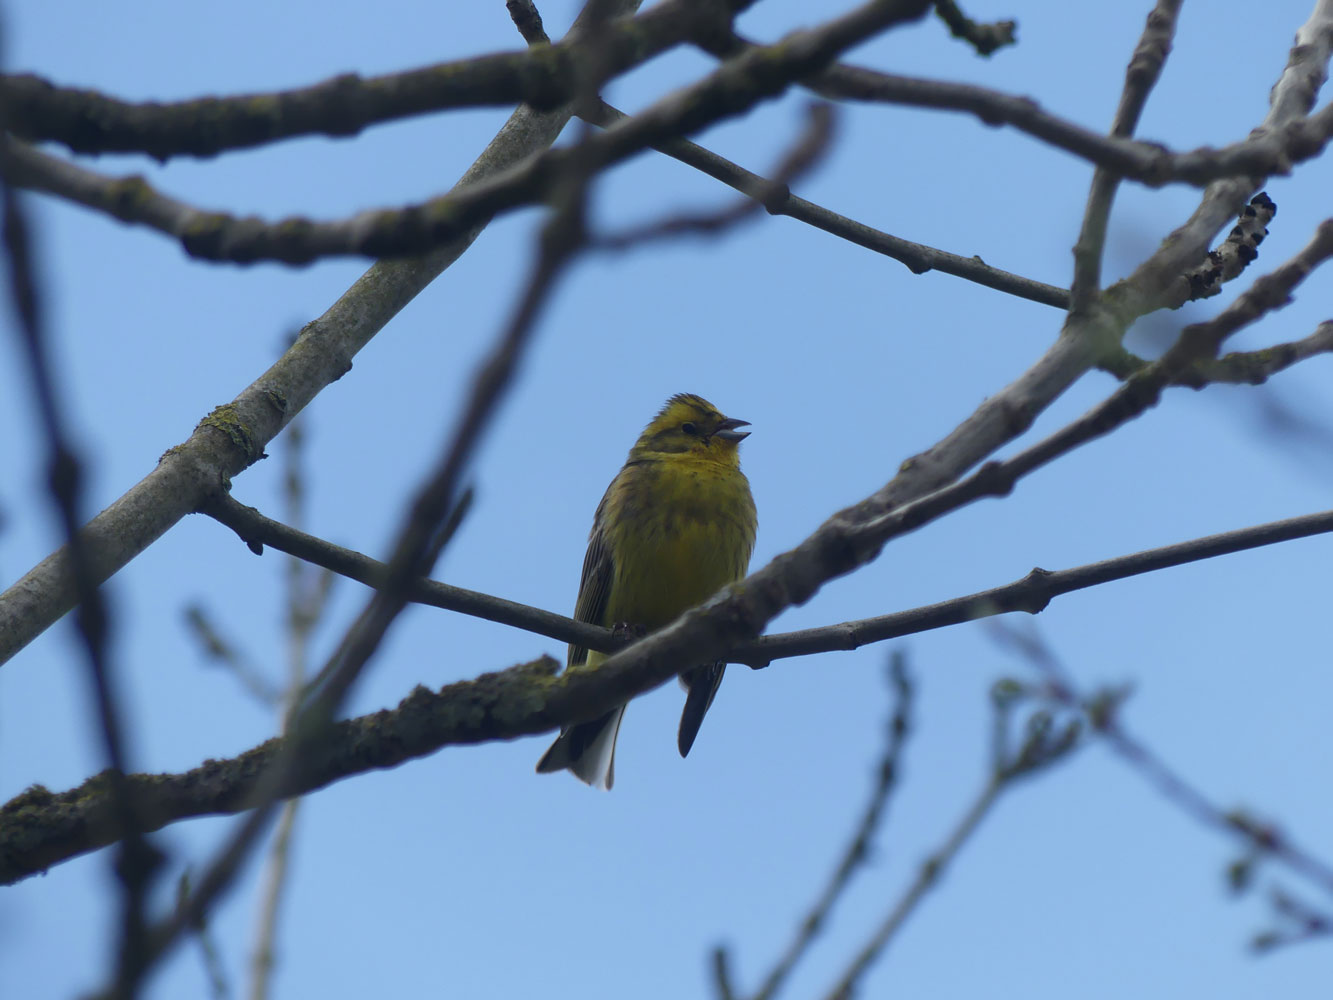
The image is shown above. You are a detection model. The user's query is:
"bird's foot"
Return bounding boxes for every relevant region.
[610,621,649,647]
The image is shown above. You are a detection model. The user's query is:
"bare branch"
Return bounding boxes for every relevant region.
[1070,0,1183,314]
[1186,320,1333,386]
[748,654,914,1000]
[0,108,162,993]
[0,1,645,665]
[594,101,838,249]
[740,506,1333,666]
[988,623,1333,903]
[1105,1,1333,319]
[7,0,931,265]
[820,690,1082,1000]
[932,0,1016,57]
[579,98,1069,306]
[0,0,717,159]
[204,493,607,652]
[700,20,1333,192]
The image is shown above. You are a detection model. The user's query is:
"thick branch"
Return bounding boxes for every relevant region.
[8,0,932,264]
[0,1,722,158]
[0,1,646,665]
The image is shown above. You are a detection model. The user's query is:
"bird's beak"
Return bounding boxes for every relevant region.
[714,417,751,443]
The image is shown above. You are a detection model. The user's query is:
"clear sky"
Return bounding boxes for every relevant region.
[2,2,1332,998]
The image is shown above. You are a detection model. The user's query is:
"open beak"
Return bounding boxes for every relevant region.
[714,417,751,443]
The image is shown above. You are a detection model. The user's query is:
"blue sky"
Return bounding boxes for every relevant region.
[2,1,1332,997]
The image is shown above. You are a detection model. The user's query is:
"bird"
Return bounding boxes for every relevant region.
[535,393,757,788]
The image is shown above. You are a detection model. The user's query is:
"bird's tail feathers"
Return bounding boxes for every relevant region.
[535,706,626,790]
[678,662,726,758]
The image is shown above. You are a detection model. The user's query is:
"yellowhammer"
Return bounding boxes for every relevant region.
[536,393,757,788]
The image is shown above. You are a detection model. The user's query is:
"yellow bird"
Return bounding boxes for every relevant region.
[536,393,757,788]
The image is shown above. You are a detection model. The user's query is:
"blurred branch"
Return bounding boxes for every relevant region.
[183,604,281,707]
[1071,0,1183,314]
[30,504,1333,881]
[578,98,1070,308]
[820,684,1082,1000]
[12,499,1333,882]
[698,19,1333,191]
[743,653,914,1000]
[0,111,162,995]
[595,101,838,249]
[0,0,717,158]
[177,871,230,1000]
[932,0,1016,56]
[8,2,932,264]
[507,0,551,45]
[8,3,1333,900]
[989,622,1333,910]
[0,0,643,665]
[1186,321,1333,386]
[1251,888,1333,954]
[247,411,323,1000]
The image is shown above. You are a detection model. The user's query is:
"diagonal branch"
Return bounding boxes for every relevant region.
[10,496,1326,887]
[1070,0,1184,315]
[208,490,1333,671]
[578,99,1070,307]
[746,654,914,1000]
[8,0,933,265]
[0,0,645,666]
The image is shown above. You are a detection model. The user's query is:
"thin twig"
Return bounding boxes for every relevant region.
[577,98,1068,305]
[247,412,320,1000]
[182,604,281,706]
[1070,0,1183,315]
[932,0,1016,56]
[6,2,933,264]
[595,101,838,249]
[739,505,1333,666]
[35,505,1333,880]
[748,653,914,1000]
[86,5,639,993]
[0,98,161,997]
[0,1,646,664]
[819,689,1082,1000]
[208,489,1333,671]
[822,780,1001,1000]
[987,622,1333,903]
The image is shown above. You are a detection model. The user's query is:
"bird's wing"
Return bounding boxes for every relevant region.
[567,512,614,668]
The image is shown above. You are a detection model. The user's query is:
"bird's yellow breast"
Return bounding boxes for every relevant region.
[600,455,755,630]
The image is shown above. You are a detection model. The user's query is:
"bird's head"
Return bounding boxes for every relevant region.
[630,393,750,465]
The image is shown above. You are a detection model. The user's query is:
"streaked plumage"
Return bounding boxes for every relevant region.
[536,393,757,788]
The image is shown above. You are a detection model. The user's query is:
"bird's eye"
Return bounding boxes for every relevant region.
[681,422,699,435]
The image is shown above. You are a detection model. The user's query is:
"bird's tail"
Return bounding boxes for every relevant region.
[535,705,626,789]
[678,662,726,758]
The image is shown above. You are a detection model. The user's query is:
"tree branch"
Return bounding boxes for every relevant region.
[932,0,1016,57]
[747,654,914,1000]
[0,0,721,158]
[1070,0,1183,314]
[0,1,646,665]
[578,99,1070,307]
[8,499,1325,886]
